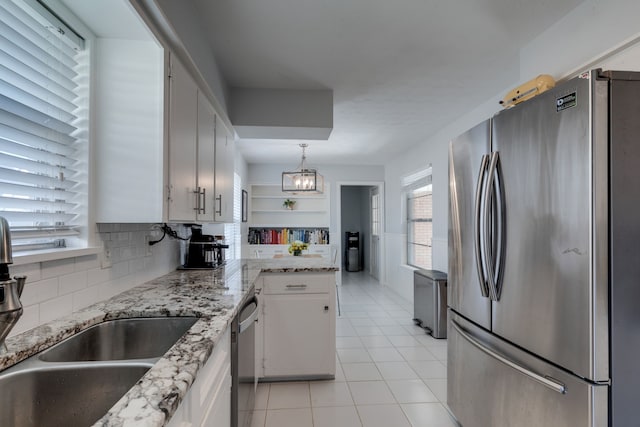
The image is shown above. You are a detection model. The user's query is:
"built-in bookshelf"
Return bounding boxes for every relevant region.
[248,227,330,245]
[249,184,330,227]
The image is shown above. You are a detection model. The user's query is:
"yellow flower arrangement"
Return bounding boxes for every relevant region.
[288,240,309,255]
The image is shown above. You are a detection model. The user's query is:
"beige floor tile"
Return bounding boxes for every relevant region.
[310,381,354,407]
[401,402,459,427]
[338,348,373,363]
[376,361,420,380]
[312,406,362,427]
[357,404,411,427]
[387,379,438,403]
[408,360,447,379]
[367,347,404,362]
[342,362,383,381]
[265,408,313,427]
[348,380,396,405]
[267,382,310,409]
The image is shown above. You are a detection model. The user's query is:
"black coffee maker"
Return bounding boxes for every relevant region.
[185,225,216,268]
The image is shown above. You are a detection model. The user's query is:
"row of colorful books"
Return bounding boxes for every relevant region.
[247,228,330,245]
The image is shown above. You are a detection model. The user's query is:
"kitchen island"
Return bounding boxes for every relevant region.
[0,257,338,427]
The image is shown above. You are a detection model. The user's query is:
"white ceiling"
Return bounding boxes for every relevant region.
[192,0,584,166]
[61,0,152,40]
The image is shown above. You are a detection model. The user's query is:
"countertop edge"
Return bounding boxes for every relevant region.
[0,259,338,427]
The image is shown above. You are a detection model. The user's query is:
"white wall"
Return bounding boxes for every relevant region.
[383,0,640,302]
[248,163,384,238]
[9,224,182,337]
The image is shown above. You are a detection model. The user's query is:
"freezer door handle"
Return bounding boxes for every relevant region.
[452,320,567,394]
[474,154,490,298]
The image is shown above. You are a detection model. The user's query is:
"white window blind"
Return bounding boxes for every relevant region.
[404,165,432,269]
[224,172,242,260]
[0,0,85,251]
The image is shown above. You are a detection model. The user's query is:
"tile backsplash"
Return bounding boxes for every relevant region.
[8,223,182,337]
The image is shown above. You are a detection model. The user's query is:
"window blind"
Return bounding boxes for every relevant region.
[404,165,433,269]
[224,172,242,260]
[0,0,85,251]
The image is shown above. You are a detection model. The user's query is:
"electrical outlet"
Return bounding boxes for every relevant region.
[101,248,112,269]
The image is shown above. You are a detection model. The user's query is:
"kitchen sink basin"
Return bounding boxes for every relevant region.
[39,317,199,362]
[0,363,151,427]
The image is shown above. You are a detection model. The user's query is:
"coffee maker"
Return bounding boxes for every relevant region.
[184,225,216,268]
[184,225,229,269]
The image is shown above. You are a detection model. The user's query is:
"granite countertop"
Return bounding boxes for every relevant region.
[0,257,338,427]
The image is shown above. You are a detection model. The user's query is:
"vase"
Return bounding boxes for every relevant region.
[293,250,302,256]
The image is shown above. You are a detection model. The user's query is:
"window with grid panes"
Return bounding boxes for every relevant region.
[0,0,88,252]
[404,166,432,269]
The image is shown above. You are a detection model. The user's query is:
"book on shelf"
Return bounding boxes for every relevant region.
[248,227,330,245]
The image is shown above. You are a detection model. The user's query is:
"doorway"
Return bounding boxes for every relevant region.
[337,182,384,285]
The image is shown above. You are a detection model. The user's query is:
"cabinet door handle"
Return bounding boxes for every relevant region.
[285,284,307,289]
[215,194,222,215]
[193,186,201,212]
[193,187,205,213]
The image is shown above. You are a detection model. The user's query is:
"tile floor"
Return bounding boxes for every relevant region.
[251,271,459,427]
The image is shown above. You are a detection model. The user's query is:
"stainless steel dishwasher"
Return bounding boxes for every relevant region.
[231,292,258,427]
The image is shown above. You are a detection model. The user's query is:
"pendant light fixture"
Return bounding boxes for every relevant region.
[282,144,324,193]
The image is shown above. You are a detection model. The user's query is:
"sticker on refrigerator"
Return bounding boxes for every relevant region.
[557,92,577,112]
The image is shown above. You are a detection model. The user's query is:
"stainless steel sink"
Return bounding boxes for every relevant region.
[0,362,151,427]
[0,316,198,426]
[39,317,198,362]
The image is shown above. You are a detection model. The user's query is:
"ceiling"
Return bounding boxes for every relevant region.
[190,0,584,166]
[61,0,152,40]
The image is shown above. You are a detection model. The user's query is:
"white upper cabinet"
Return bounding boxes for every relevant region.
[91,2,235,224]
[167,55,232,223]
[168,56,198,222]
[197,92,217,222]
[94,39,167,222]
[95,46,234,223]
[214,118,234,222]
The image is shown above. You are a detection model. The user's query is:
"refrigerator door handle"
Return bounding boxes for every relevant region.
[493,152,506,300]
[452,320,567,394]
[474,154,490,298]
[483,151,501,301]
[484,151,505,301]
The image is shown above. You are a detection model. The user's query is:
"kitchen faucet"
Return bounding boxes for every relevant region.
[0,216,25,353]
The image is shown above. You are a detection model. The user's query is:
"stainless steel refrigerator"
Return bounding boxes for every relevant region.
[447,69,640,427]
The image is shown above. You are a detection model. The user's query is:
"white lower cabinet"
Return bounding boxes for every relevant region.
[245,244,331,259]
[167,328,231,427]
[258,272,336,380]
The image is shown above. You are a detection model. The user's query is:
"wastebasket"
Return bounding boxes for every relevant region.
[413,269,448,339]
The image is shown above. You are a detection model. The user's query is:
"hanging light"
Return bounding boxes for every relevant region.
[282,144,324,193]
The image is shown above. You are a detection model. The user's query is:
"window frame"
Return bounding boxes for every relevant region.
[1,0,96,260]
[403,165,433,270]
[406,185,433,270]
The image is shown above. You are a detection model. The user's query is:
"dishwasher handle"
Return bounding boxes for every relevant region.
[239,296,258,334]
